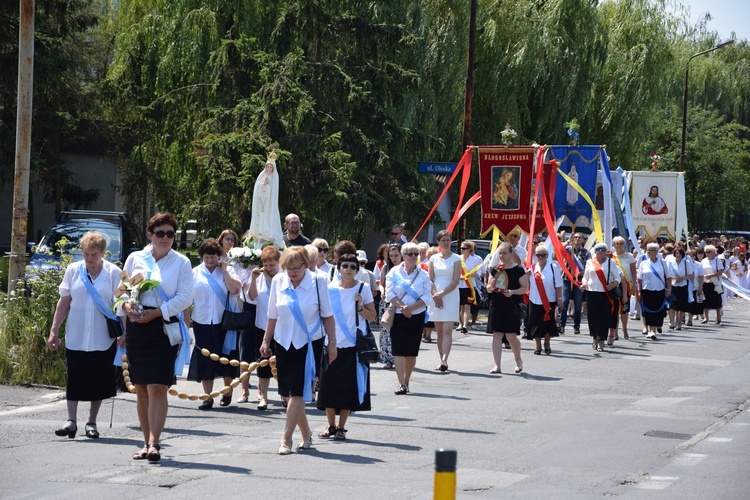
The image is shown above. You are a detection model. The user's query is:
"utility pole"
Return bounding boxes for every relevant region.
[457,0,477,247]
[8,0,35,293]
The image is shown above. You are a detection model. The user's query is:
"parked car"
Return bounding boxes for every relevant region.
[450,239,492,308]
[27,211,144,272]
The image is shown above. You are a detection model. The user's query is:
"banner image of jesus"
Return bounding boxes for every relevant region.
[642,184,668,215]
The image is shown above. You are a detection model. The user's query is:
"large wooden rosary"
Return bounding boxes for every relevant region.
[120,349,277,400]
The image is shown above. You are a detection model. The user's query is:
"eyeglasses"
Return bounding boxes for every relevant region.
[460,247,470,250]
[535,253,548,257]
[286,264,306,273]
[594,248,607,253]
[222,237,236,242]
[339,263,358,271]
[152,230,175,239]
[403,252,419,257]
[613,242,624,245]
[318,247,329,253]
[391,232,401,236]
[508,234,519,238]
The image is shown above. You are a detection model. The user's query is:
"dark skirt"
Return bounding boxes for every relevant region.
[316,346,371,412]
[312,337,324,377]
[690,289,705,315]
[390,312,425,357]
[125,310,179,386]
[274,340,308,397]
[586,291,616,340]
[702,282,723,310]
[641,289,666,328]
[489,294,521,335]
[65,342,117,401]
[237,302,257,363]
[244,326,274,379]
[187,322,238,382]
[526,303,559,339]
[670,285,691,312]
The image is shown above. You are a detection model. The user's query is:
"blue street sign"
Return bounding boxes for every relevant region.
[418,161,459,174]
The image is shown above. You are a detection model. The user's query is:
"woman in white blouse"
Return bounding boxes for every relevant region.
[668,247,693,330]
[386,242,431,394]
[526,245,563,355]
[612,236,637,339]
[119,213,194,462]
[186,238,242,409]
[48,232,121,440]
[582,243,622,352]
[637,242,671,340]
[317,253,377,440]
[701,245,725,325]
[260,247,337,455]
[312,238,332,276]
[246,245,281,410]
[428,230,461,372]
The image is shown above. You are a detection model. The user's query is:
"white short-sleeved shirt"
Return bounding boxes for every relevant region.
[613,251,637,285]
[385,263,432,314]
[59,260,121,352]
[583,258,622,292]
[529,261,562,305]
[638,258,671,291]
[191,263,239,325]
[329,282,374,348]
[254,272,273,330]
[120,249,194,320]
[267,270,333,349]
[668,258,693,288]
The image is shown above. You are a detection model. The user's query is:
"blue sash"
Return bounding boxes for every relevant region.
[78,265,120,324]
[390,269,421,303]
[201,266,237,355]
[142,251,192,376]
[284,284,322,403]
[328,285,367,404]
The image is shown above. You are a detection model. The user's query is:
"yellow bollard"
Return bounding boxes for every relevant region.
[433,449,457,500]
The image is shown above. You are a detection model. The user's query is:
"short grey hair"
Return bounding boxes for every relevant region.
[646,242,660,252]
[401,242,419,255]
[417,242,429,252]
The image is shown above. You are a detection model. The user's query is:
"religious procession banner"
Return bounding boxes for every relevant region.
[629,171,686,240]
[478,146,536,236]
[548,146,603,231]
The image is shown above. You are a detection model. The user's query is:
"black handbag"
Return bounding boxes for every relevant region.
[221,289,254,331]
[512,299,528,321]
[106,317,123,339]
[355,284,380,363]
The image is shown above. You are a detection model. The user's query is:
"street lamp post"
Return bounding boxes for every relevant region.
[679,39,735,172]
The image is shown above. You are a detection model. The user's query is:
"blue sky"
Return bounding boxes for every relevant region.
[678,0,750,41]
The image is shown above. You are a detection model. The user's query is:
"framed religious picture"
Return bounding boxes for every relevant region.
[492,267,509,292]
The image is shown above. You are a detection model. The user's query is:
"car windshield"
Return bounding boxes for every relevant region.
[36,221,122,259]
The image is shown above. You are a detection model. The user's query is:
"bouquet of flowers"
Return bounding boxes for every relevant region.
[226,246,263,269]
[113,271,161,314]
[565,118,580,145]
[500,124,518,146]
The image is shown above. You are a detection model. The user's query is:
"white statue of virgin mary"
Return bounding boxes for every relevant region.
[248,152,285,248]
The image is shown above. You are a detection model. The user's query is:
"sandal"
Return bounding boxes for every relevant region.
[533,349,541,355]
[394,384,408,395]
[319,425,337,438]
[544,348,552,355]
[219,394,232,407]
[133,443,149,460]
[596,347,604,352]
[333,428,347,441]
[147,443,161,462]
[198,398,214,410]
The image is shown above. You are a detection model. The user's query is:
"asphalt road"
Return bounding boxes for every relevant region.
[2,302,750,499]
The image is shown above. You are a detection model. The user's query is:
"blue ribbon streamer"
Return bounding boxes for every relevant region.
[328,285,367,404]
[284,287,322,403]
[390,271,421,303]
[201,266,237,355]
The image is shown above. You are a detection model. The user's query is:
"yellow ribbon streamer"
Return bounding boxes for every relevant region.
[461,259,484,304]
[556,168,604,243]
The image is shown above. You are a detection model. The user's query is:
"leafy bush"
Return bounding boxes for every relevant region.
[0,253,70,386]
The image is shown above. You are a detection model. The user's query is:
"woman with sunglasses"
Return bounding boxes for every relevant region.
[119,213,194,462]
[487,242,528,373]
[317,254,376,440]
[582,243,622,351]
[312,238,332,276]
[260,247,336,454]
[428,230,462,372]
[687,248,706,325]
[527,245,563,355]
[457,241,483,334]
[668,247,693,331]
[386,242,431,394]
[701,245,725,325]
[378,243,403,369]
[611,236,637,339]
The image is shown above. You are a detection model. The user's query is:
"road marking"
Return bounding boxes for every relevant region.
[632,355,730,367]
[635,476,678,490]
[706,437,733,442]
[0,399,64,417]
[633,396,692,406]
[673,453,707,466]
[669,386,710,393]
